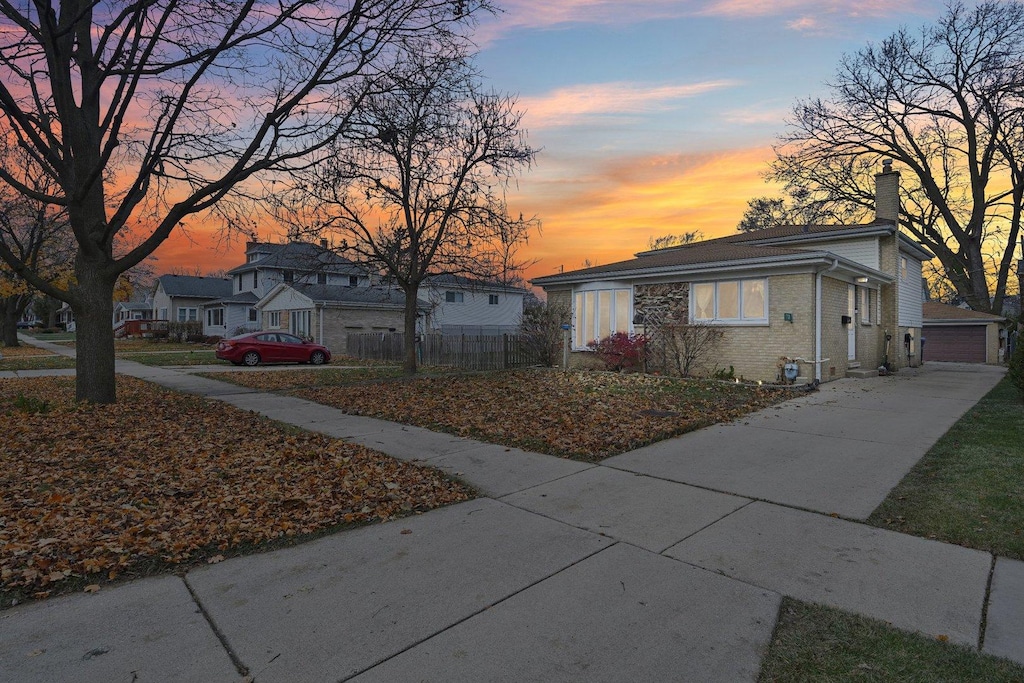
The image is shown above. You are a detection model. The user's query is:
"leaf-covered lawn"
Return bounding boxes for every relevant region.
[0,344,52,358]
[0,376,473,605]
[213,369,791,461]
[119,350,219,366]
[202,366,408,390]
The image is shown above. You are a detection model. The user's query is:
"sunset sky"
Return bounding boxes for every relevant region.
[154,0,943,283]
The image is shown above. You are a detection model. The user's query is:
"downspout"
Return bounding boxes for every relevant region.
[815,258,840,383]
[318,303,324,345]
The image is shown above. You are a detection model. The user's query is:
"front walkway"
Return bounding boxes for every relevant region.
[1,338,1019,681]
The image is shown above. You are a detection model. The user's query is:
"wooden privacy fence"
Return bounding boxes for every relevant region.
[348,332,539,370]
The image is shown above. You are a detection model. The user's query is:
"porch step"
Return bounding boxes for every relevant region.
[846,367,878,379]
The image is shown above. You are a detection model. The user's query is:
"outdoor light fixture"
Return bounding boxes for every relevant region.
[855,276,869,283]
[783,312,794,323]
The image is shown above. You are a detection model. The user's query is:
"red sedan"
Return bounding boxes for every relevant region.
[216,332,331,367]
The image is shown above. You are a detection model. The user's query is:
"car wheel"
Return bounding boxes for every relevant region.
[310,350,327,365]
[242,351,261,367]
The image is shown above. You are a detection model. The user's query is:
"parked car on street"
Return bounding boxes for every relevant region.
[16,320,41,329]
[215,332,331,367]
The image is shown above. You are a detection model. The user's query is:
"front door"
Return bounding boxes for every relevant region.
[847,284,856,361]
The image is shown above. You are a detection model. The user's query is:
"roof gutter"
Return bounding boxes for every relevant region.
[531,253,842,287]
[815,257,840,383]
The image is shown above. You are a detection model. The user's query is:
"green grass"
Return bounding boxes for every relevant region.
[22,331,75,342]
[759,598,1024,682]
[867,377,1024,559]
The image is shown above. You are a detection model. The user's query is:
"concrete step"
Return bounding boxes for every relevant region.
[846,367,879,378]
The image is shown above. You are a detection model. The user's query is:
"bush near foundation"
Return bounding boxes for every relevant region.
[588,332,647,372]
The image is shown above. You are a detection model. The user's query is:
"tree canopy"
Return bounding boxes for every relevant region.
[276,47,537,373]
[0,0,490,401]
[769,0,1024,312]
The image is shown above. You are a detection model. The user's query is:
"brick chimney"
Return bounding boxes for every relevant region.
[875,159,900,223]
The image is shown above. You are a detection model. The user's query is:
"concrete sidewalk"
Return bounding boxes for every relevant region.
[1,341,1020,681]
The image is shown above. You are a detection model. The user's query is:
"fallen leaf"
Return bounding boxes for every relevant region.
[83,584,101,593]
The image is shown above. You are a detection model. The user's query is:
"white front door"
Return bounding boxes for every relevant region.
[847,284,856,361]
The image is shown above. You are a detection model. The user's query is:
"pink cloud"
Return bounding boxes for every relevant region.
[519,80,740,128]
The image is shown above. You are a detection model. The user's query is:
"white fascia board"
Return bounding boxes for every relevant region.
[535,252,892,287]
[898,236,934,260]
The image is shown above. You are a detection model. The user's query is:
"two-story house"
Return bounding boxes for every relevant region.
[203,240,374,337]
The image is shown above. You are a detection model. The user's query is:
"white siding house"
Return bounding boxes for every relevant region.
[421,275,527,335]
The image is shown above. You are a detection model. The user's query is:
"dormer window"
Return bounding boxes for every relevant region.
[283,270,293,284]
[318,273,327,285]
[349,275,359,287]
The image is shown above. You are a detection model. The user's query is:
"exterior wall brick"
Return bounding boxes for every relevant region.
[545,289,572,323]
[321,308,405,355]
[821,277,850,381]
[708,274,816,381]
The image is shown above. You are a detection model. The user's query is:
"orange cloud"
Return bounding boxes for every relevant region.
[515,145,782,282]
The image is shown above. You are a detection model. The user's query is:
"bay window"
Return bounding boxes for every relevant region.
[574,288,631,348]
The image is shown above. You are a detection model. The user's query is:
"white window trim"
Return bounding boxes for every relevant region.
[859,287,875,326]
[290,309,311,337]
[572,287,633,349]
[177,307,198,322]
[691,279,769,326]
[268,311,280,328]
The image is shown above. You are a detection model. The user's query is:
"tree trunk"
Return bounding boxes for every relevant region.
[74,269,117,403]
[1,298,17,346]
[402,283,420,375]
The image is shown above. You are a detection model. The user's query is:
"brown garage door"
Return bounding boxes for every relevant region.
[924,325,986,363]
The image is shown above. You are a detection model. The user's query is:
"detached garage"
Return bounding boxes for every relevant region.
[922,301,1005,364]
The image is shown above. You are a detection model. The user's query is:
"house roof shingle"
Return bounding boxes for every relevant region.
[156,275,233,299]
[532,218,930,286]
[227,241,361,276]
[923,301,1005,322]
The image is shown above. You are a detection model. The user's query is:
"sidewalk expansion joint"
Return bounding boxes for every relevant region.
[978,553,998,651]
[492,464,600,499]
[337,541,621,682]
[182,575,250,678]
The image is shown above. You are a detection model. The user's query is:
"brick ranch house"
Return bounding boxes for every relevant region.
[532,163,932,384]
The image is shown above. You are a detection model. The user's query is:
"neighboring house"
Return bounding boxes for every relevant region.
[532,162,932,384]
[257,283,428,355]
[151,275,232,332]
[420,274,527,335]
[113,301,153,326]
[214,239,373,338]
[56,302,75,332]
[922,301,1006,364]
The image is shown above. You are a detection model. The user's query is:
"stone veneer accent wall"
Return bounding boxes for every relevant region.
[634,282,689,326]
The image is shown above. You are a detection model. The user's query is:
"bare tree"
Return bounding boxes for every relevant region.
[644,306,723,377]
[0,0,487,402]
[646,231,703,250]
[278,47,537,373]
[770,1,1024,313]
[0,150,71,346]
[519,300,568,367]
